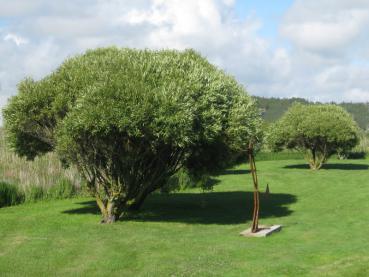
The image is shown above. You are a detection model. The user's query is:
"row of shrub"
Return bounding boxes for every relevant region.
[255,152,304,161]
[0,179,82,208]
[256,151,367,162]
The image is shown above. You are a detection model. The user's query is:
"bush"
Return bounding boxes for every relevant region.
[0,179,79,208]
[268,103,359,170]
[160,169,215,193]
[3,47,262,223]
[255,151,303,161]
[0,182,24,207]
[346,151,366,160]
[47,178,76,199]
[24,186,45,202]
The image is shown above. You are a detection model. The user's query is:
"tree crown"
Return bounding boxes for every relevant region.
[268,103,359,153]
[3,47,262,176]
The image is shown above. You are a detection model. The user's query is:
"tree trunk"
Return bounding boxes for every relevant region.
[248,144,260,233]
[96,195,119,223]
[128,189,151,211]
[105,200,117,223]
[128,200,144,211]
[128,176,168,211]
[308,148,326,170]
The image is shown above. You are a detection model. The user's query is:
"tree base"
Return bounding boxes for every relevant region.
[240,225,282,237]
[100,215,116,224]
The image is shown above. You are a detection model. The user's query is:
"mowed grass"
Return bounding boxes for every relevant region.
[1,159,369,276]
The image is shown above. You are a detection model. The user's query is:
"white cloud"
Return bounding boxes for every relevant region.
[278,0,369,102]
[281,9,369,53]
[4,33,29,46]
[0,0,369,127]
[0,0,44,17]
[23,39,63,79]
[0,0,284,104]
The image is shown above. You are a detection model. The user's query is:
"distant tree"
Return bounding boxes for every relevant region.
[255,96,369,130]
[255,96,309,123]
[267,103,359,170]
[3,47,262,223]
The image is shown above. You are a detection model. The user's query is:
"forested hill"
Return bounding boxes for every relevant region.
[254,96,369,130]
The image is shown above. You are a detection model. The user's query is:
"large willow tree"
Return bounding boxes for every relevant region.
[268,103,359,170]
[3,47,262,223]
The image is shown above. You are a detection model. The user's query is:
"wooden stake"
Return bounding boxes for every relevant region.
[248,143,260,233]
[265,184,270,195]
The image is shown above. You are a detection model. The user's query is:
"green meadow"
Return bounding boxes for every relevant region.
[1,158,368,276]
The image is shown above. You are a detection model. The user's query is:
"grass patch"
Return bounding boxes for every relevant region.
[1,159,369,276]
[0,182,24,207]
[0,180,79,207]
[47,178,77,200]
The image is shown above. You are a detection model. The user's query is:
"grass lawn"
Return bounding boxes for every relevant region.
[1,159,369,276]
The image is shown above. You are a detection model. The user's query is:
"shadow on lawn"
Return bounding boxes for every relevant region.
[284,163,369,170]
[63,191,296,225]
[219,169,250,175]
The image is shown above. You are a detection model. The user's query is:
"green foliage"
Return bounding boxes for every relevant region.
[352,129,369,153]
[3,47,262,222]
[0,181,79,207]
[255,151,303,161]
[161,169,215,194]
[0,182,24,207]
[47,178,76,199]
[255,96,369,130]
[160,169,193,193]
[24,186,45,202]
[268,103,359,169]
[23,181,77,203]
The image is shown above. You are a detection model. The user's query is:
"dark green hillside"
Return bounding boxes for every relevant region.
[340,102,369,130]
[255,97,308,123]
[254,96,369,130]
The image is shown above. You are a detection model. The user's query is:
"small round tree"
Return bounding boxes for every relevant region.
[3,47,262,223]
[268,103,359,170]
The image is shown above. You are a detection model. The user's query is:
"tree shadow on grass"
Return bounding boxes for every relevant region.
[63,200,101,215]
[219,169,250,175]
[284,163,369,170]
[63,191,296,225]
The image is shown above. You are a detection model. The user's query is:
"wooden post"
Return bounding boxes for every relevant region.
[248,143,260,233]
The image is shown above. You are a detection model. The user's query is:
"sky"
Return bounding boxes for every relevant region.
[1,0,369,119]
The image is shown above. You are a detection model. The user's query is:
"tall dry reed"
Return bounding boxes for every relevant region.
[0,130,83,190]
